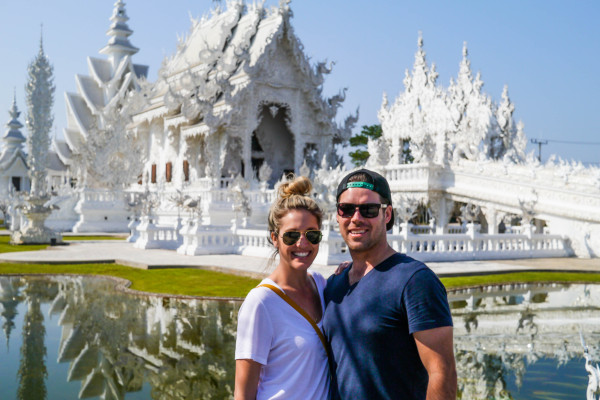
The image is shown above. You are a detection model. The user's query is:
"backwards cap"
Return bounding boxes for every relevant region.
[336,169,395,231]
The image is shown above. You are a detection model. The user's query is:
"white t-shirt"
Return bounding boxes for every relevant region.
[235,271,329,400]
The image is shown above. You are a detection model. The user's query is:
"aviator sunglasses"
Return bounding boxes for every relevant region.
[280,230,323,245]
[337,203,388,219]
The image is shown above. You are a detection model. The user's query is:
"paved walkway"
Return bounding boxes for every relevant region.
[1,240,600,278]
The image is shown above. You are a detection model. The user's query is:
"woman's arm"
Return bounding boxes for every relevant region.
[234,359,262,400]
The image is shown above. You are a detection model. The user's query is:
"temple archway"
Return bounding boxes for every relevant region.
[251,103,294,184]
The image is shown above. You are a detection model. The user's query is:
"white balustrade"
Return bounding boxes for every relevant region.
[386,232,569,262]
[134,217,182,250]
[384,163,430,183]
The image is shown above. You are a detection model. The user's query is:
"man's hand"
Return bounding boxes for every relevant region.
[414,326,457,399]
[334,261,352,275]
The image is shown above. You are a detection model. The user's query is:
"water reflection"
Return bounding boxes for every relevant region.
[449,282,600,399]
[0,276,239,400]
[1,276,600,399]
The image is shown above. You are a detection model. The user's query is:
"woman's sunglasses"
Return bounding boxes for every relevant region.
[337,203,388,219]
[280,230,323,245]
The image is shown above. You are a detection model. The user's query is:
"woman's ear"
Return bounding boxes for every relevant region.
[271,231,278,248]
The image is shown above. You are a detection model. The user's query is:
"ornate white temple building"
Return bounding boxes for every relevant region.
[6,0,599,261]
[0,95,29,197]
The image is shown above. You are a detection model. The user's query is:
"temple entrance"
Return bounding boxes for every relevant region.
[251,103,294,184]
[11,177,21,191]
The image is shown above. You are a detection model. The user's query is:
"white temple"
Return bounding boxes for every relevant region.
[0,94,29,196]
[370,35,600,259]
[57,0,149,232]
[123,0,355,255]
[5,0,598,261]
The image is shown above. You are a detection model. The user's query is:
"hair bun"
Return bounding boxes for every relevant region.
[278,175,313,199]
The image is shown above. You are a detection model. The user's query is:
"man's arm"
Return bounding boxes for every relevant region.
[414,326,457,400]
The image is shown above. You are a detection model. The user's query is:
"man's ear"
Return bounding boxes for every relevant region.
[385,205,392,224]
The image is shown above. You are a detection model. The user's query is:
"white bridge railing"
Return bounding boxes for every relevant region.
[133,219,571,265]
[388,232,569,262]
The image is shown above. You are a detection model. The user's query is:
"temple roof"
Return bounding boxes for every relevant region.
[132,1,354,141]
[52,139,72,167]
[47,146,67,172]
[0,147,26,172]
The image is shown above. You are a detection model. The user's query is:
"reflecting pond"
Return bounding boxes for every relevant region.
[1,276,599,399]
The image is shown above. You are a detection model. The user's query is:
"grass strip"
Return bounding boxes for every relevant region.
[0,235,48,253]
[2,261,600,298]
[63,235,126,241]
[441,271,600,290]
[0,262,260,298]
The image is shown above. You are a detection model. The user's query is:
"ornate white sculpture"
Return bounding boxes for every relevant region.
[580,332,600,400]
[11,37,61,244]
[230,174,251,227]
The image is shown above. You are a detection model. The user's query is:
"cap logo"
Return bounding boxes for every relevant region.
[346,182,374,190]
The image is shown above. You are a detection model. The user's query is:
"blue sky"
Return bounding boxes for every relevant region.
[0,0,598,164]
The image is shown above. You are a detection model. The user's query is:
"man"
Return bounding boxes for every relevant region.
[323,169,457,399]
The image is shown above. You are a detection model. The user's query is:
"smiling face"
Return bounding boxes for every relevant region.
[272,209,320,271]
[336,187,392,255]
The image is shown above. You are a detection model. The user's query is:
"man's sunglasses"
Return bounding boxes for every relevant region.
[336,203,388,219]
[281,230,323,245]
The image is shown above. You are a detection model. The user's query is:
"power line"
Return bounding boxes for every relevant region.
[530,139,547,162]
[544,139,600,145]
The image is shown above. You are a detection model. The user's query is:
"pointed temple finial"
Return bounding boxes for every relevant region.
[462,41,468,58]
[99,0,139,66]
[38,24,45,57]
[10,90,20,119]
[418,31,423,49]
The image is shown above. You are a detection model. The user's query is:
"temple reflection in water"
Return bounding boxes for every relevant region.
[1,276,599,399]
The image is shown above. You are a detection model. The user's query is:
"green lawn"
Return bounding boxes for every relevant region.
[0,235,49,253]
[0,263,260,298]
[441,271,600,290]
[1,260,599,299]
[63,235,127,241]
[0,234,126,254]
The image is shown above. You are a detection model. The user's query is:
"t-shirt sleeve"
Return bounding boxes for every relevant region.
[235,289,273,364]
[403,268,453,334]
[310,271,326,294]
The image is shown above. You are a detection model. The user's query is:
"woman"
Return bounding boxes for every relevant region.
[235,176,329,399]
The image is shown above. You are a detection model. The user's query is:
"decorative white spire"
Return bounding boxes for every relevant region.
[4,91,26,144]
[99,0,139,68]
[25,34,55,197]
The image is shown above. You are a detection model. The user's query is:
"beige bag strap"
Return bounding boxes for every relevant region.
[257,283,329,355]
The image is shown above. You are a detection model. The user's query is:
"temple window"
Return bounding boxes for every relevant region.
[166,162,172,183]
[151,164,157,183]
[183,160,190,182]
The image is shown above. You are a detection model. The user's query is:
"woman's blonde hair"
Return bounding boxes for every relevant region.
[268,175,323,244]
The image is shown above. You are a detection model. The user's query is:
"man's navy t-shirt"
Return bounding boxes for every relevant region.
[323,253,453,399]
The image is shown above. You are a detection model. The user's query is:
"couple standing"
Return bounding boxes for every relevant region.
[235,169,457,399]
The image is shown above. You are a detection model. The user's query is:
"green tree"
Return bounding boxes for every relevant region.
[349,124,382,167]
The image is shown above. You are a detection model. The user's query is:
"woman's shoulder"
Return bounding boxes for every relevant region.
[308,270,327,289]
[243,279,281,304]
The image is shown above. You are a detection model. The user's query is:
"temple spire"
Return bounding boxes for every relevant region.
[3,91,26,146]
[99,0,138,69]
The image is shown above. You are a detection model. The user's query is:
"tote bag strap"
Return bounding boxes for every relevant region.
[257,283,329,355]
